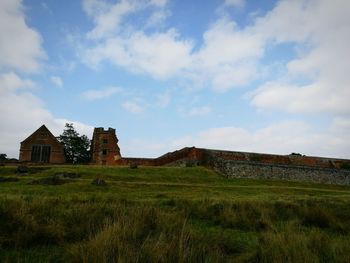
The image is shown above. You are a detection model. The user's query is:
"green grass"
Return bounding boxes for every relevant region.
[0,165,350,262]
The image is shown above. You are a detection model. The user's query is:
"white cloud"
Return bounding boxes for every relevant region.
[82,0,110,18]
[251,80,350,114]
[223,0,245,9]
[0,72,93,158]
[249,0,350,115]
[0,72,34,93]
[0,1,93,158]
[190,18,263,91]
[85,0,138,39]
[331,117,350,135]
[53,119,93,139]
[50,76,63,88]
[81,86,122,101]
[149,0,167,7]
[187,106,211,117]
[122,100,144,114]
[145,9,171,28]
[120,138,167,158]
[82,29,193,79]
[117,113,346,159]
[183,120,349,158]
[83,0,169,39]
[0,0,46,73]
[81,6,263,90]
[156,91,170,107]
[81,0,350,114]
[81,17,262,88]
[123,120,350,159]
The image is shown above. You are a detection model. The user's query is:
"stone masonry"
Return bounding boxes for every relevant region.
[18,125,350,185]
[119,147,350,185]
[201,150,350,185]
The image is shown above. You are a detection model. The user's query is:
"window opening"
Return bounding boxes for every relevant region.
[31,145,51,163]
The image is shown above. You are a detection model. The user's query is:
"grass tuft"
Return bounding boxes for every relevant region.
[0,165,350,262]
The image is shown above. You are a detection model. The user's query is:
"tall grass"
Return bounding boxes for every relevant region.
[254,223,350,263]
[1,196,350,262]
[1,166,350,262]
[68,205,225,263]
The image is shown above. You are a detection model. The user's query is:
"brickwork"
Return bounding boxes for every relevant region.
[114,147,200,166]
[90,127,121,165]
[114,147,350,170]
[114,147,350,185]
[18,124,350,185]
[114,157,155,166]
[19,125,65,164]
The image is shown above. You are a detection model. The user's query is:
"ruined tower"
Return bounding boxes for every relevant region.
[91,127,121,165]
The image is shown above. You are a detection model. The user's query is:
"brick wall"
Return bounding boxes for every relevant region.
[19,125,65,164]
[113,147,350,185]
[91,127,121,165]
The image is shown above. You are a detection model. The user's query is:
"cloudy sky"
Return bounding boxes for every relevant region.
[1,0,350,159]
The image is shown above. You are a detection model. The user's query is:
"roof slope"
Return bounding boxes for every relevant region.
[20,125,60,144]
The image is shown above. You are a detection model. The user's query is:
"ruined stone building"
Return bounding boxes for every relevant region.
[18,124,350,186]
[19,125,65,164]
[19,125,121,165]
[90,127,121,165]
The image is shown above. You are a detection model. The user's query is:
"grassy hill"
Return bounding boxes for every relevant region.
[1,165,350,262]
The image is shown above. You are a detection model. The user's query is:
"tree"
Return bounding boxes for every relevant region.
[58,123,90,164]
[0,154,7,162]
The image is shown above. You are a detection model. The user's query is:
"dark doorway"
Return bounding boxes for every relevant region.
[31,145,51,163]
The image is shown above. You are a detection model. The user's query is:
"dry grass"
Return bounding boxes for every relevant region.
[0,165,350,262]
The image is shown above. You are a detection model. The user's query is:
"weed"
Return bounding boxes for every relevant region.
[0,165,350,262]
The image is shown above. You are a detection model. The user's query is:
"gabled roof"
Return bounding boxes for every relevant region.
[20,124,60,144]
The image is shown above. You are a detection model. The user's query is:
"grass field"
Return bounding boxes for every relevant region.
[1,165,350,262]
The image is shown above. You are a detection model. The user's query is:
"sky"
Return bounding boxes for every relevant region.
[1,0,350,159]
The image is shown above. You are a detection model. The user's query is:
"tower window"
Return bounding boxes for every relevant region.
[102,149,107,155]
[103,139,108,144]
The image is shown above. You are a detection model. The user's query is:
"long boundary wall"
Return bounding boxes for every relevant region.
[118,147,350,185]
[201,151,350,185]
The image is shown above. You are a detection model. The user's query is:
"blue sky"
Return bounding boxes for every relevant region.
[1,0,350,159]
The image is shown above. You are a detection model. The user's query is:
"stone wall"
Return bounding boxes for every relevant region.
[155,147,201,166]
[115,147,350,185]
[132,148,350,185]
[199,148,350,169]
[117,147,200,166]
[201,151,350,185]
